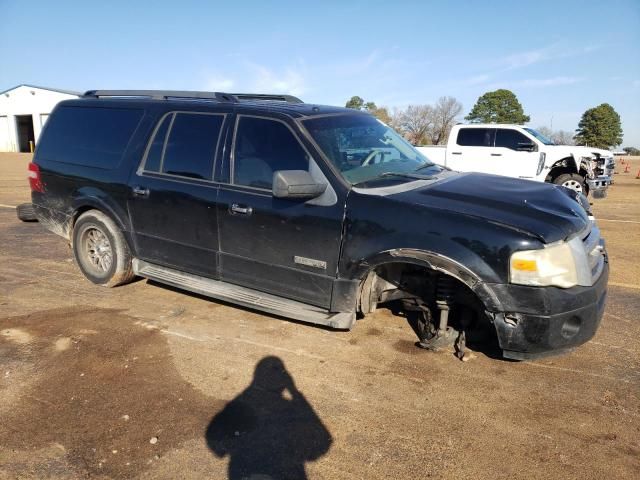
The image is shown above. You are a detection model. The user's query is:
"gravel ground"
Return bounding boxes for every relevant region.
[1,152,638,479]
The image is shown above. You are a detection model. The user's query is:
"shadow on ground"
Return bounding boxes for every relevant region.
[206,356,333,480]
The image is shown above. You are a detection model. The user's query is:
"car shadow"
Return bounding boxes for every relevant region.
[205,356,333,480]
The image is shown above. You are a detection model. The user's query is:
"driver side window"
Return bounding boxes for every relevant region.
[233,117,309,189]
[495,129,531,150]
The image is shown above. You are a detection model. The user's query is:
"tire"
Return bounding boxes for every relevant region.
[553,173,586,194]
[16,203,38,222]
[72,210,135,287]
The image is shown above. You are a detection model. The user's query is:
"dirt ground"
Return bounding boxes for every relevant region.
[1,152,639,479]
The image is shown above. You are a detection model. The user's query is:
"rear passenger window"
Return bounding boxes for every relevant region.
[162,113,223,180]
[233,117,308,189]
[37,106,143,168]
[142,113,224,180]
[456,128,495,147]
[495,129,531,150]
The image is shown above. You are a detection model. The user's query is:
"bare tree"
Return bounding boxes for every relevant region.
[551,130,574,145]
[428,96,463,145]
[535,126,575,145]
[396,105,434,145]
[536,126,554,139]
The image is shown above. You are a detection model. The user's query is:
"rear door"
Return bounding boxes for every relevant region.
[216,114,344,308]
[127,111,227,278]
[448,127,496,172]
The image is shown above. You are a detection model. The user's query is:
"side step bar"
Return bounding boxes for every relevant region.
[132,259,356,330]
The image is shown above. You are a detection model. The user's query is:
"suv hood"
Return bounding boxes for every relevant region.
[392,172,588,243]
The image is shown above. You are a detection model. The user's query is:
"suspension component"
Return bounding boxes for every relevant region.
[436,275,456,333]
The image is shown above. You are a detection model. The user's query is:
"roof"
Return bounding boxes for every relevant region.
[61,96,359,119]
[0,84,81,97]
[457,123,529,128]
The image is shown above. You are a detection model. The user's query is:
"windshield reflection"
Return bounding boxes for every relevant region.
[303,114,442,187]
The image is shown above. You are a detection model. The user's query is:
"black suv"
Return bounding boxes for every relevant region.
[30,90,608,360]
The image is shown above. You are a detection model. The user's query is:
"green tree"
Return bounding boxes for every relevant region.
[345,96,365,110]
[574,103,623,149]
[465,89,530,124]
[345,96,392,124]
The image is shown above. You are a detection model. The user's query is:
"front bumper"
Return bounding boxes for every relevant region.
[487,262,609,360]
[587,175,612,199]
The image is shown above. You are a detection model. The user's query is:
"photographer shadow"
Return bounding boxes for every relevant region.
[205,356,332,480]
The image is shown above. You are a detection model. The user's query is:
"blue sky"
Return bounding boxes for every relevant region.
[2,0,639,145]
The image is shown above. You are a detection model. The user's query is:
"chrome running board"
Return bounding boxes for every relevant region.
[132,259,356,330]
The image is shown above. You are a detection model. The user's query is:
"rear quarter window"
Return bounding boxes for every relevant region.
[37,106,143,169]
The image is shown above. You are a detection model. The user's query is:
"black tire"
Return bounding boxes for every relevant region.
[72,210,135,287]
[553,173,586,194]
[16,203,38,222]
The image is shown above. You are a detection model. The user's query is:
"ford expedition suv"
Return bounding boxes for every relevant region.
[29,90,609,360]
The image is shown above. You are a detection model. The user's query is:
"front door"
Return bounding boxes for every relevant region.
[217,115,345,308]
[127,111,227,278]
[493,128,541,179]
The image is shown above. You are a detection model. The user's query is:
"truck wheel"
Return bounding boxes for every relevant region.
[16,203,38,222]
[553,173,585,194]
[72,210,135,287]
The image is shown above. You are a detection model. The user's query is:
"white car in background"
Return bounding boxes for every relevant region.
[417,124,614,197]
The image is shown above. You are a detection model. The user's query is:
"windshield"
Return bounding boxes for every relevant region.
[302,114,441,187]
[524,128,555,145]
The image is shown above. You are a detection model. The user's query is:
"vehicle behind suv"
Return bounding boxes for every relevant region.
[417,124,615,197]
[30,90,609,360]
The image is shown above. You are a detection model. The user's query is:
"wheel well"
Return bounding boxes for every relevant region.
[357,261,498,355]
[358,261,484,317]
[546,157,578,182]
[72,206,96,227]
[70,206,134,252]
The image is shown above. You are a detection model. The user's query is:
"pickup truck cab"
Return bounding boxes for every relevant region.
[29,90,608,360]
[417,124,614,197]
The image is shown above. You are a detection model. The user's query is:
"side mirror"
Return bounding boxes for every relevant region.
[517,142,537,152]
[272,170,327,199]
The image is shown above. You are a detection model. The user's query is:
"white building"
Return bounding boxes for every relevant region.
[0,84,80,152]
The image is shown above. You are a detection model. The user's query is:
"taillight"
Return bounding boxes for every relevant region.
[28,162,45,193]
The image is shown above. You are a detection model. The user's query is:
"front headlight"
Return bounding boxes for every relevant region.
[510,241,578,288]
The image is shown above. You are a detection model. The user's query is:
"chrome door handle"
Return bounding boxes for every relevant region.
[132,186,150,197]
[491,153,502,157]
[451,152,462,155]
[230,203,253,215]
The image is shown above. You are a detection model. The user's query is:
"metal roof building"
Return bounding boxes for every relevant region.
[0,84,80,152]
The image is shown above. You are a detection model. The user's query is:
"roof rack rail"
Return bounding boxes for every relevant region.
[230,93,304,104]
[82,90,303,104]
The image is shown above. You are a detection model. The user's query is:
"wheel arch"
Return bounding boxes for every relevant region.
[546,156,579,182]
[352,249,503,313]
[69,191,134,252]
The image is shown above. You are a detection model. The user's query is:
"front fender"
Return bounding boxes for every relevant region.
[348,248,503,312]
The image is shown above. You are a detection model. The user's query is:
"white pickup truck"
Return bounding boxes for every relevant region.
[417,124,614,197]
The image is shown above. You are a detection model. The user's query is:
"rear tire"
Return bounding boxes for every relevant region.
[553,173,586,194]
[72,210,135,287]
[16,203,37,222]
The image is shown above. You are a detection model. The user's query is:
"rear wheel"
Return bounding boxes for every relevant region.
[72,210,135,287]
[553,173,586,194]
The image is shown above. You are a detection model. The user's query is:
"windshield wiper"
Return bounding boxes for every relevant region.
[378,172,434,180]
[414,162,435,171]
[352,171,435,187]
[415,162,450,172]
